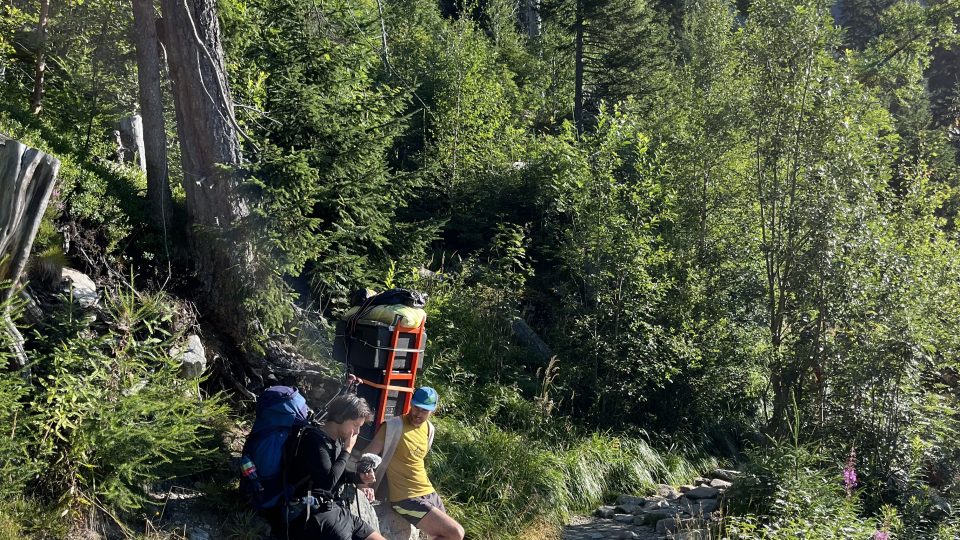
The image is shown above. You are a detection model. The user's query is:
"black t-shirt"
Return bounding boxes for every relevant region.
[285,425,360,501]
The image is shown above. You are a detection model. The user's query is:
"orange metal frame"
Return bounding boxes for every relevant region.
[370,316,426,429]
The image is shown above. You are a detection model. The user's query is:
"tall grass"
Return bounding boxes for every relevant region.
[428,417,715,539]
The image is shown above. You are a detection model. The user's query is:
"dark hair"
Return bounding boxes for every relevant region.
[326,394,373,424]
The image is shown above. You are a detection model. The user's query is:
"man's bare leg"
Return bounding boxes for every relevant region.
[416,508,464,540]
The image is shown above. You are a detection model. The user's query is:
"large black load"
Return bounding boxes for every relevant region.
[333,288,428,437]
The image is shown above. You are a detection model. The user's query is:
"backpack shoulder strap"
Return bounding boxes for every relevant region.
[285,424,314,493]
[373,416,404,499]
[426,421,435,454]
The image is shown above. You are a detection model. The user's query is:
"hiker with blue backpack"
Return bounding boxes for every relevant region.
[241,387,387,540]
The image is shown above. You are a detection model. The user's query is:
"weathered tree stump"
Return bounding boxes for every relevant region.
[0,134,60,369]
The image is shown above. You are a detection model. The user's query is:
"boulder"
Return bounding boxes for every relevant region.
[635,507,679,526]
[375,503,418,539]
[693,477,710,486]
[709,469,741,482]
[642,498,670,511]
[684,486,720,499]
[595,505,616,518]
[929,492,952,520]
[656,517,704,535]
[185,529,210,540]
[709,478,732,489]
[678,485,695,494]
[614,513,634,523]
[615,503,639,514]
[656,484,681,499]
[342,484,379,532]
[61,267,98,308]
[171,334,206,378]
[680,497,719,516]
[616,494,645,507]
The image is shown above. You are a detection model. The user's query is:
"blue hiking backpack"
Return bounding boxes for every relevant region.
[240,386,312,511]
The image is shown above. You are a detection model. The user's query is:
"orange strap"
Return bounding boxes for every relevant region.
[356,377,415,393]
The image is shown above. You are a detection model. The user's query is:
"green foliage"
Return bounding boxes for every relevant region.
[414,231,533,386]
[0,279,229,535]
[533,110,680,427]
[428,415,712,539]
[0,291,38,499]
[222,0,429,306]
[223,509,271,540]
[25,285,229,515]
[5,0,960,535]
[0,289,225,528]
[724,437,876,539]
[381,0,535,253]
[0,497,69,539]
[541,0,675,125]
[0,4,30,66]
[0,109,142,254]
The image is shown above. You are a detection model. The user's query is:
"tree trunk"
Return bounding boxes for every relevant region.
[524,0,541,39]
[131,0,174,232]
[29,0,50,115]
[159,0,255,343]
[0,134,60,370]
[118,115,146,171]
[573,0,585,134]
[374,0,391,71]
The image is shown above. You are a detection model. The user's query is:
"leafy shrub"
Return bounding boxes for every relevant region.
[0,280,230,534]
[725,439,876,539]
[24,284,229,516]
[0,292,39,497]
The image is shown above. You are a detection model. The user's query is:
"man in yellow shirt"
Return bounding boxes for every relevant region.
[365,387,464,540]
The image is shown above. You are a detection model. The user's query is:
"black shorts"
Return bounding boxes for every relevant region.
[277,503,374,540]
[391,492,446,526]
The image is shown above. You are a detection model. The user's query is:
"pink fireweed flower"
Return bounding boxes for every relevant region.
[873,532,889,540]
[843,446,857,496]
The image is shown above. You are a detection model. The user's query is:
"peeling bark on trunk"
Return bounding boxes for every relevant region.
[160,0,256,343]
[0,134,60,370]
[131,0,174,232]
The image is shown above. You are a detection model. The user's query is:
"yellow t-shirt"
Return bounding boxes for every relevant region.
[373,415,435,502]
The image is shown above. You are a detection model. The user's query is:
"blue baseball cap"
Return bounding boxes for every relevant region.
[411,387,439,411]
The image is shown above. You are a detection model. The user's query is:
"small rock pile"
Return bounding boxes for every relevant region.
[593,469,739,540]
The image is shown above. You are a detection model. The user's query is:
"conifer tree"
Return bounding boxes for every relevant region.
[542,0,673,131]
[222,0,422,303]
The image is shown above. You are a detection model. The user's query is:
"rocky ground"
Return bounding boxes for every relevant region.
[563,514,659,540]
[563,469,740,540]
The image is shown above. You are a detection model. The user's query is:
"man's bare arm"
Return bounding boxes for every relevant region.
[366,434,385,455]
